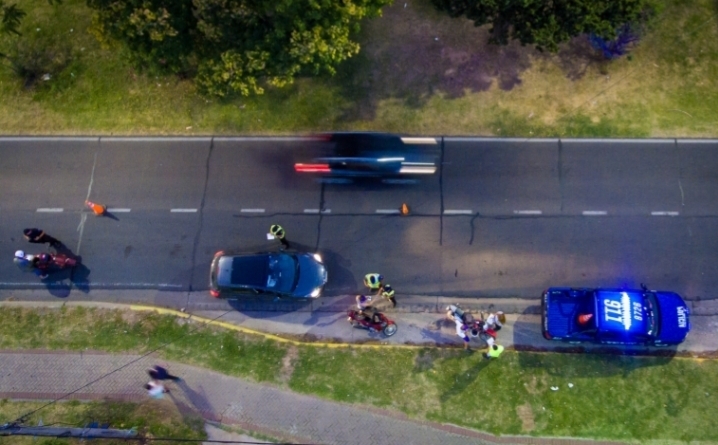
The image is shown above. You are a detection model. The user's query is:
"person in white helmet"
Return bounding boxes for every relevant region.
[13,250,47,279]
[482,311,506,332]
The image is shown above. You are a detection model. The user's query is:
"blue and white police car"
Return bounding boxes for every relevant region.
[542,286,690,346]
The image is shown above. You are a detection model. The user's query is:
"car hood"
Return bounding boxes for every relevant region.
[294,254,328,297]
[655,291,690,343]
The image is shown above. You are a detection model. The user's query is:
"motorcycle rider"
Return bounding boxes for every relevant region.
[446,304,467,323]
[13,250,48,279]
[355,295,381,326]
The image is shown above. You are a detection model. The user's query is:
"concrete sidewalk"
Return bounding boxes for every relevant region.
[0,351,625,445]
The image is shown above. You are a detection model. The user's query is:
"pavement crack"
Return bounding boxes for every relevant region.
[188,138,214,295]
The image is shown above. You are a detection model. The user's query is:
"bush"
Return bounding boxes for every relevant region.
[6,33,72,88]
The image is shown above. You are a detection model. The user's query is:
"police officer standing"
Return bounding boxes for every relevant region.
[364,273,383,295]
[484,344,505,360]
[380,284,397,308]
[269,224,289,249]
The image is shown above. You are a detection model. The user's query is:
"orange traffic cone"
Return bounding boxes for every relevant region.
[85,200,106,216]
[400,203,410,215]
[577,313,593,325]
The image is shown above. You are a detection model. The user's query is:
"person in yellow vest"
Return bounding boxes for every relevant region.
[269,224,289,249]
[380,284,396,308]
[484,344,505,360]
[363,273,383,295]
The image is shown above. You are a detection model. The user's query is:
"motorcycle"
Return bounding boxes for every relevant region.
[35,252,77,271]
[347,307,398,337]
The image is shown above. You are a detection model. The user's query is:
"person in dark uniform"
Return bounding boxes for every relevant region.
[23,228,61,247]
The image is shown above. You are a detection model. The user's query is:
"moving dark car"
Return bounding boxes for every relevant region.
[294,132,438,178]
[209,251,327,299]
[542,286,690,346]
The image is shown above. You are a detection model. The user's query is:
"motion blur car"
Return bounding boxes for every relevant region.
[209,251,327,299]
[542,286,690,346]
[294,132,438,178]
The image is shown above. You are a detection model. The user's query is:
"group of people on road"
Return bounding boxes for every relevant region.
[13,228,64,280]
[446,304,506,359]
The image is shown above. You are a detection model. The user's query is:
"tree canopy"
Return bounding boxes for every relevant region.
[87,0,390,96]
[430,0,659,52]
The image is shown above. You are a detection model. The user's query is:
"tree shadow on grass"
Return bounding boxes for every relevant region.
[329,0,606,122]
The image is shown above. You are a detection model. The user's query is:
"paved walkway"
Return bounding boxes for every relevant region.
[0,351,625,445]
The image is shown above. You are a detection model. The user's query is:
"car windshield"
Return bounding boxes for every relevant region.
[643,292,659,337]
[266,254,298,293]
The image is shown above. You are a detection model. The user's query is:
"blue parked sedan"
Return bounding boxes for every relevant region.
[542,286,690,346]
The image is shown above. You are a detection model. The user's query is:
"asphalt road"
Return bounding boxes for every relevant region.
[1,136,717,301]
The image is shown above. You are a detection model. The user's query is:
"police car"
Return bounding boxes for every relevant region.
[542,286,690,346]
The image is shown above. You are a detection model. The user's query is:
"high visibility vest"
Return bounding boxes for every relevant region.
[488,344,505,358]
[382,286,395,298]
[270,224,285,239]
[364,273,382,289]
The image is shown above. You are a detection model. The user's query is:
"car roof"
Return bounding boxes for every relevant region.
[218,254,268,288]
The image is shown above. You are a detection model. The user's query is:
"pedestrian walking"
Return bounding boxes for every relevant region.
[269,224,289,249]
[455,319,472,351]
[363,273,383,295]
[23,228,61,247]
[483,344,505,360]
[380,284,396,308]
[13,250,47,279]
[147,365,181,382]
[144,380,169,399]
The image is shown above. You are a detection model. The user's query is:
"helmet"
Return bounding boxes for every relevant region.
[14,250,25,258]
[383,284,392,291]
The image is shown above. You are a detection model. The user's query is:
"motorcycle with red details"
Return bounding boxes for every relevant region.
[447,305,497,344]
[34,252,77,272]
[347,307,398,337]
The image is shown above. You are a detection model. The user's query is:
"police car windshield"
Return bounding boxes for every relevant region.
[644,292,659,337]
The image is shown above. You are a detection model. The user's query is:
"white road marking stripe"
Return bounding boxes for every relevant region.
[563,139,672,144]
[304,209,331,214]
[36,208,63,212]
[170,208,198,213]
[444,210,472,215]
[241,208,265,213]
[651,211,679,216]
[582,210,607,216]
[376,209,400,214]
[0,282,183,289]
[514,210,542,215]
[107,208,131,212]
[401,137,438,145]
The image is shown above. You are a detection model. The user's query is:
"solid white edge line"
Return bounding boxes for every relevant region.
[376,209,400,214]
[444,137,558,143]
[100,137,212,142]
[562,139,673,144]
[107,208,131,212]
[0,137,100,142]
[0,282,184,288]
[651,211,680,216]
[241,208,265,213]
[36,208,63,212]
[513,210,542,215]
[443,210,472,215]
[582,211,608,215]
[170,208,198,213]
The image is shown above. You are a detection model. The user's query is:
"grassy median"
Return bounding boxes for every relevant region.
[0,0,716,136]
[0,306,716,442]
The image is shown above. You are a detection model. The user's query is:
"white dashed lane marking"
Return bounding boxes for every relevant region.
[240,208,265,213]
[582,210,608,216]
[651,211,680,216]
[36,208,63,212]
[304,209,331,214]
[513,210,542,215]
[107,208,131,213]
[376,209,400,214]
[443,210,472,215]
[170,208,198,213]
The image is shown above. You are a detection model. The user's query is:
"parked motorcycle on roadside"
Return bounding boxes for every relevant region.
[347,307,398,337]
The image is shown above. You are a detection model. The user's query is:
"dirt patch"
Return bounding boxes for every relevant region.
[524,375,540,395]
[280,345,299,382]
[516,403,536,432]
